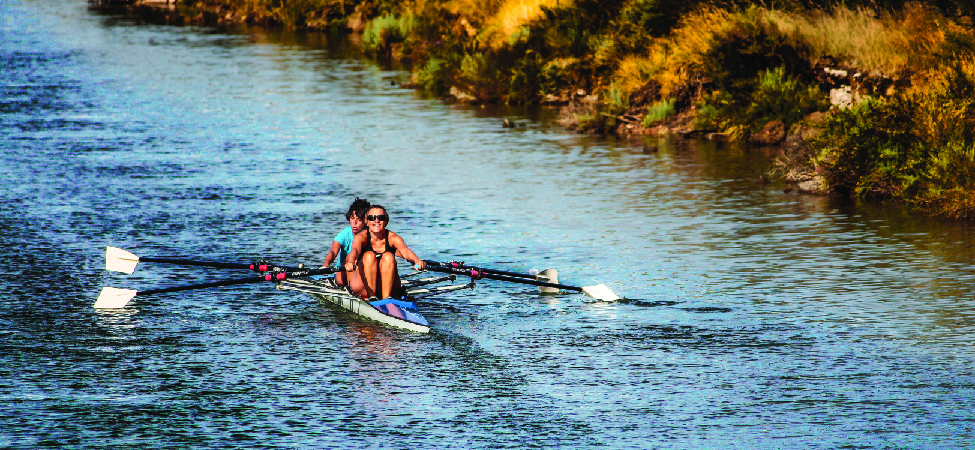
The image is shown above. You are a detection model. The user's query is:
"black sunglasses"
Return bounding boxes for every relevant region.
[366,214,388,222]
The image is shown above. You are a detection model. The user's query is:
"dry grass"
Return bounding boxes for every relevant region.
[907,57,975,206]
[494,0,568,35]
[767,3,954,76]
[905,56,975,142]
[477,0,572,48]
[612,7,737,97]
[611,4,962,101]
[614,52,667,94]
[434,0,503,25]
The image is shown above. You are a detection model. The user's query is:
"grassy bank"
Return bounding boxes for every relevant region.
[168,0,975,217]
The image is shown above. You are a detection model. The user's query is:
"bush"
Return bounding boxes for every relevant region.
[506,50,545,101]
[539,57,576,95]
[694,65,826,136]
[744,66,827,129]
[605,81,628,114]
[618,0,708,39]
[362,13,414,53]
[526,0,629,59]
[642,98,675,127]
[814,58,975,216]
[415,57,447,92]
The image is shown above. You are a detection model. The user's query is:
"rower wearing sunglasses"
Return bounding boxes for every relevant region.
[344,205,426,300]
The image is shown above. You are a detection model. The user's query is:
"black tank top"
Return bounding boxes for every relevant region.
[366,230,395,255]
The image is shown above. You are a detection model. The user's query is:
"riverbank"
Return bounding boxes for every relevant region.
[115,0,975,218]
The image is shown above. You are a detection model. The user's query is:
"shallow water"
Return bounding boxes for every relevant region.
[2,1,974,448]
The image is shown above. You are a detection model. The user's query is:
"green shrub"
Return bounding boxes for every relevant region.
[415,57,447,92]
[605,81,629,115]
[642,98,675,127]
[693,102,721,131]
[506,50,545,102]
[617,0,710,40]
[694,66,826,136]
[362,13,414,53]
[744,66,827,129]
[527,0,629,59]
[815,99,910,197]
[459,52,504,100]
[538,58,573,95]
[814,58,975,216]
[695,90,747,136]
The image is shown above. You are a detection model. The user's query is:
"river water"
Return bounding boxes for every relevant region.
[2,1,974,448]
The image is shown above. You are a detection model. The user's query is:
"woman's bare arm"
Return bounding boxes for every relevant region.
[323,240,342,267]
[344,233,366,272]
[390,232,425,270]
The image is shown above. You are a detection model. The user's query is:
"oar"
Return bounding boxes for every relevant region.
[422,260,620,301]
[427,260,540,279]
[425,260,561,293]
[94,266,338,309]
[106,246,295,274]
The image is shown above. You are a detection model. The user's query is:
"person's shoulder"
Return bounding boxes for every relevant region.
[334,226,353,240]
[388,230,405,242]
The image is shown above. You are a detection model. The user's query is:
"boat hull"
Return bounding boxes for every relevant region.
[278,279,431,333]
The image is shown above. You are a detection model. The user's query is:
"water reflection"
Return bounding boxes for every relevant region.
[92,308,142,331]
[346,320,406,358]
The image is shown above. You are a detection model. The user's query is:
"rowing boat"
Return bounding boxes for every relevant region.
[97,247,620,333]
[276,273,474,333]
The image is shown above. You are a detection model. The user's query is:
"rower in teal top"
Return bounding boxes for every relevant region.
[323,198,370,287]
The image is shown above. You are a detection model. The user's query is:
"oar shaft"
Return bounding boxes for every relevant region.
[138,276,266,296]
[481,272,583,292]
[139,257,297,273]
[423,263,583,292]
[140,257,252,270]
[424,260,537,280]
[135,267,337,297]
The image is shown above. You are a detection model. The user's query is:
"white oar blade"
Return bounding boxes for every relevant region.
[582,284,620,302]
[106,246,140,274]
[94,287,137,309]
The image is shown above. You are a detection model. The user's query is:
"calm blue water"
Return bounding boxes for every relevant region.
[2,1,974,448]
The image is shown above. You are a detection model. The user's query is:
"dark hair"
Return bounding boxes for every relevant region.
[346,198,371,220]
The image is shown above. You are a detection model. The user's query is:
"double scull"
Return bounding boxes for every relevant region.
[96,246,620,333]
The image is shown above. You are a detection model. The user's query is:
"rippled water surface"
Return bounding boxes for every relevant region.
[3,1,975,448]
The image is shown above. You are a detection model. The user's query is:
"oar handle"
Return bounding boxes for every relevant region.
[137,267,338,297]
[423,261,582,292]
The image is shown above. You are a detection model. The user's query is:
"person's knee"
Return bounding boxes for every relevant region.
[380,253,396,268]
[361,252,377,266]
